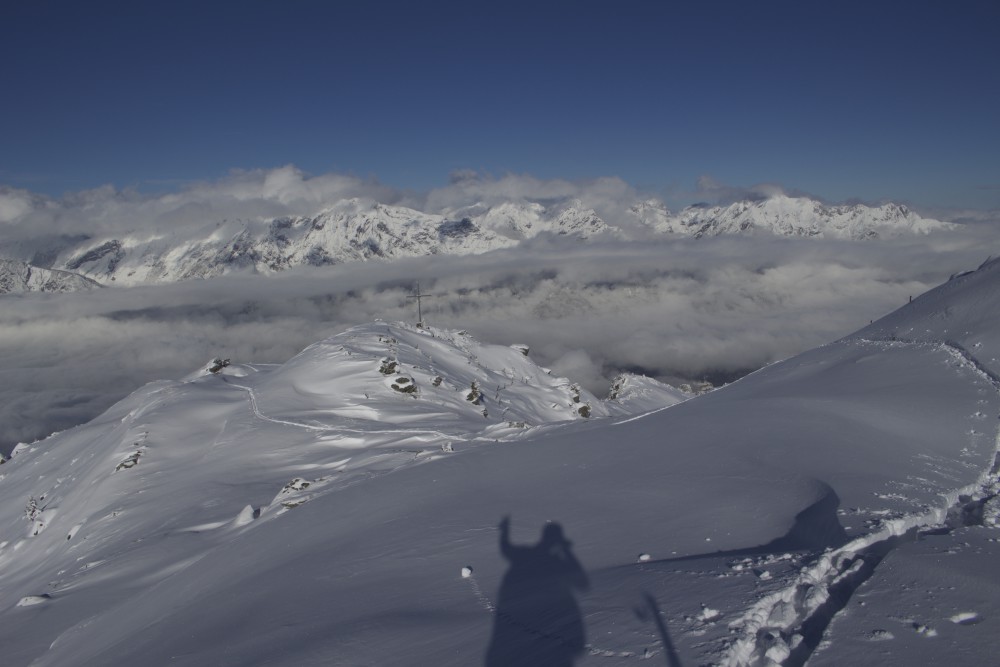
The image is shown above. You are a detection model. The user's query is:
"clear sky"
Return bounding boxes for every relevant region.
[2,0,999,210]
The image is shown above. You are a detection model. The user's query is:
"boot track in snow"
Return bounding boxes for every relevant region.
[720,337,1000,666]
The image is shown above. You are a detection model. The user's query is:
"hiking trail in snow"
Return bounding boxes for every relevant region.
[719,336,1000,666]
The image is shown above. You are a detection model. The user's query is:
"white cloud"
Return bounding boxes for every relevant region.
[676,175,830,208]
[422,171,642,222]
[0,167,400,241]
[0,187,38,224]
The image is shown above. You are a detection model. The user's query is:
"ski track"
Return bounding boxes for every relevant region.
[612,403,676,426]
[719,336,1000,667]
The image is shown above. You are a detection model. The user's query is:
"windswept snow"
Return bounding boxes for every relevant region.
[2,261,1000,666]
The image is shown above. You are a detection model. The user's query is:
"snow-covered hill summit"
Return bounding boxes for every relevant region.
[0,194,952,287]
[220,320,649,432]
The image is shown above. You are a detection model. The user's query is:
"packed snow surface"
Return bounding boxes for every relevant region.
[2,260,1000,666]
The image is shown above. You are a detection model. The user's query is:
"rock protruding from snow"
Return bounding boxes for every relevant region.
[604,372,691,416]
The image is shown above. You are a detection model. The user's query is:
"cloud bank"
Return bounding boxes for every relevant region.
[0,168,402,242]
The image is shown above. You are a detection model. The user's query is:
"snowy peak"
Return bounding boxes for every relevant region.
[51,197,619,286]
[439,199,613,241]
[451,201,547,240]
[655,195,952,239]
[55,202,518,285]
[65,203,614,287]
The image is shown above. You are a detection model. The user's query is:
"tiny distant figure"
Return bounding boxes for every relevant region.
[485,516,589,667]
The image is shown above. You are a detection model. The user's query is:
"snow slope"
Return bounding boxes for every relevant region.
[0,259,102,294]
[1,261,999,666]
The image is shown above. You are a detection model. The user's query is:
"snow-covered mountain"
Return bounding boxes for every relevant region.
[632,195,953,239]
[0,259,102,294]
[0,195,952,287]
[2,258,999,666]
[28,199,617,287]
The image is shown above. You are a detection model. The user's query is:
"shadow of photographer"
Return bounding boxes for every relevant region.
[485,516,589,667]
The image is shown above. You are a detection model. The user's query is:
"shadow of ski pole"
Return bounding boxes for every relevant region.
[637,592,683,667]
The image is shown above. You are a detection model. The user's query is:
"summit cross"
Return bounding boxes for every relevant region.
[407,282,435,326]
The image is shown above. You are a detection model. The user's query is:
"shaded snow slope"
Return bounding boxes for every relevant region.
[2,262,1000,666]
[808,525,1000,667]
[853,256,1000,378]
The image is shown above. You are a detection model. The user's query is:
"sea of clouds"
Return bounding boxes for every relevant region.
[1,168,997,453]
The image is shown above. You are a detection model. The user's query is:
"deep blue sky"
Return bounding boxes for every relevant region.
[2,0,999,209]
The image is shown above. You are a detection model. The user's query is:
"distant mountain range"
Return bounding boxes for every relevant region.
[0,195,954,290]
